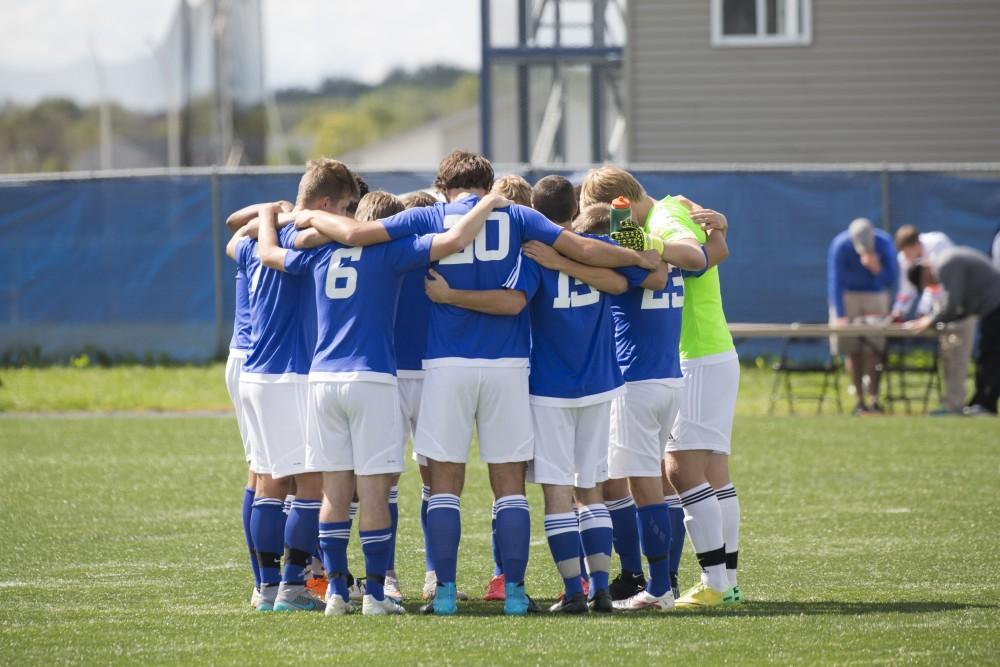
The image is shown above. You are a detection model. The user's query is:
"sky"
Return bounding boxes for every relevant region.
[0,0,482,103]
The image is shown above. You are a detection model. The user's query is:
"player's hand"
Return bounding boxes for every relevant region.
[638,249,661,271]
[691,209,727,233]
[522,241,566,271]
[294,210,314,229]
[482,193,512,209]
[424,268,452,304]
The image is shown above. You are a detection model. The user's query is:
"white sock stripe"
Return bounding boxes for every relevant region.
[578,513,613,530]
[495,502,530,513]
[253,498,284,507]
[494,495,529,506]
[663,495,682,507]
[427,494,461,512]
[421,485,431,500]
[318,530,351,539]
[605,496,635,511]
[680,487,717,508]
[544,513,579,532]
[290,500,322,508]
[577,503,610,518]
[544,524,580,537]
[360,533,393,545]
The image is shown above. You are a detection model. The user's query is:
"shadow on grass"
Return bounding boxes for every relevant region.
[400,599,997,618]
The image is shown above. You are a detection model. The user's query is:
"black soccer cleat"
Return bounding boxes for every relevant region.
[548,592,589,614]
[609,571,647,602]
[588,589,614,613]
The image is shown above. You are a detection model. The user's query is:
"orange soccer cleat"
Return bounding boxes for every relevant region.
[483,574,506,601]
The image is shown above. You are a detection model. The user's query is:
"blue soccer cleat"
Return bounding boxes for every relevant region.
[425,581,458,616]
[504,582,530,616]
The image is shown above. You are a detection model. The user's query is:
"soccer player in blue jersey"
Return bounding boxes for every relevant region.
[573,200,723,611]
[291,151,704,616]
[256,190,506,615]
[224,200,293,607]
[225,159,361,613]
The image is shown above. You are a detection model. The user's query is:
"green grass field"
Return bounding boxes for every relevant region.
[2,399,998,664]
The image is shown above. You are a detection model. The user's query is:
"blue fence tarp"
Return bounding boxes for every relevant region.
[1,169,997,362]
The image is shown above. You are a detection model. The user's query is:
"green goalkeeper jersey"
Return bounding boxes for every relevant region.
[645,196,735,361]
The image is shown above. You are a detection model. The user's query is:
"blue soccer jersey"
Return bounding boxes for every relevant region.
[394,270,431,377]
[229,266,252,351]
[304,235,434,382]
[610,266,686,383]
[507,241,648,405]
[235,227,315,377]
[380,195,564,366]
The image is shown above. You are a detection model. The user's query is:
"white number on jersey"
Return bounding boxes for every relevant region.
[439,212,511,264]
[640,274,684,310]
[325,247,363,299]
[553,272,600,309]
[249,246,262,295]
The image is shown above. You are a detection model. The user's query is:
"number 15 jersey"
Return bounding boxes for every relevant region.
[381,195,563,367]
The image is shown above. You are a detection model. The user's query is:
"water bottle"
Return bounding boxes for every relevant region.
[610,196,632,233]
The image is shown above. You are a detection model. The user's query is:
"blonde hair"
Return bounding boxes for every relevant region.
[579,166,646,208]
[491,174,533,206]
[355,191,405,222]
[572,203,611,235]
[401,190,439,209]
[296,158,360,207]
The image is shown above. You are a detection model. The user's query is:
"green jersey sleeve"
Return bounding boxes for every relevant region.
[645,196,705,244]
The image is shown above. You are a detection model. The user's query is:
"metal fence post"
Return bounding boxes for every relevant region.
[880,163,891,232]
[210,168,226,360]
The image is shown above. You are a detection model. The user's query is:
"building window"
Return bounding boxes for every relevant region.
[711,0,812,47]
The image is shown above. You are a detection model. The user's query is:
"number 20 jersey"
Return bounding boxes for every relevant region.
[381,195,563,367]
[610,266,686,383]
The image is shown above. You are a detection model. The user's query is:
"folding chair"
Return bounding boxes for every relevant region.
[768,337,844,416]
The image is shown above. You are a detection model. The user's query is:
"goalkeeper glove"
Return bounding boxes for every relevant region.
[610,220,664,255]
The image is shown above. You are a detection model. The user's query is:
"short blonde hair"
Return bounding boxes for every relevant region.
[491,174,533,206]
[572,203,611,235]
[401,190,439,209]
[355,191,404,222]
[579,166,646,208]
[296,158,360,207]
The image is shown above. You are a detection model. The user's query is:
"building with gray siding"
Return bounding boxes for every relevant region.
[625,0,1000,163]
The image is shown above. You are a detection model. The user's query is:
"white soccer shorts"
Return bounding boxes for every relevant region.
[668,352,740,456]
[225,349,251,462]
[238,374,309,478]
[397,376,428,466]
[527,401,611,489]
[609,381,684,478]
[306,381,405,476]
[414,365,533,464]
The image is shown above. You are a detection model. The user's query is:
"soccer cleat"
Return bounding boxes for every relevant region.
[548,592,589,614]
[588,589,614,613]
[383,575,403,603]
[324,592,356,616]
[503,582,530,616]
[581,576,590,599]
[421,581,458,615]
[347,576,367,602]
[674,582,725,610]
[362,594,406,615]
[250,586,261,609]
[722,585,744,606]
[612,589,675,612]
[305,574,328,600]
[483,574,506,601]
[422,571,469,601]
[273,583,326,612]
[608,571,646,601]
[255,584,279,612]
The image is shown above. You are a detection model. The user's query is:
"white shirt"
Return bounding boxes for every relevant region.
[894,231,953,316]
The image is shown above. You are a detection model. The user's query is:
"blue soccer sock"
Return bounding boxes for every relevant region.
[387,486,399,572]
[427,494,461,583]
[250,497,285,588]
[319,521,351,601]
[544,512,583,597]
[490,501,504,577]
[578,503,613,594]
[607,495,643,575]
[283,499,321,585]
[242,487,261,589]
[495,495,530,585]
[420,485,433,572]
[360,527,393,601]
[664,494,686,585]
[637,502,672,597]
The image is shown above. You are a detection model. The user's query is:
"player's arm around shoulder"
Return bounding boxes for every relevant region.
[294,209,390,247]
[553,228,660,270]
[225,200,292,232]
[522,239,628,295]
[428,193,510,261]
[690,208,730,269]
[424,268,527,316]
[256,204,290,271]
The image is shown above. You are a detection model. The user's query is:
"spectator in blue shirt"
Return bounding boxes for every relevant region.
[827,218,899,414]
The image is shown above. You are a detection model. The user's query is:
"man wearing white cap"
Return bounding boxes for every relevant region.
[827,218,899,414]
